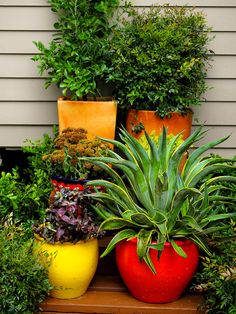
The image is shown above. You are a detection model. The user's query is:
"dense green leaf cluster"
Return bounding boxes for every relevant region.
[0,133,55,223]
[0,226,52,313]
[194,244,236,314]
[81,127,236,272]
[108,6,213,117]
[33,0,119,99]
[192,157,236,313]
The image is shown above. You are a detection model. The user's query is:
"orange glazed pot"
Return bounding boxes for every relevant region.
[116,238,199,303]
[58,97,117,140]
[126,109,192,140]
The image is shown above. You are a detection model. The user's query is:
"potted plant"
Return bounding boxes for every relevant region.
[32,0,119,139]
[107,5,213,139]
[42,127,110,190]
[80,127,236,303]
[33,187,104,299]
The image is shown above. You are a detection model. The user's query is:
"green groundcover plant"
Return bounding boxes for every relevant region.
[191,156,236,314]
[0,225,52,314]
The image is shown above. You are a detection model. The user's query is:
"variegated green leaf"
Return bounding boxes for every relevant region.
[137,229,154,260]
[170,239,187,258]
[100,229,137,258]
[100,217,140,230]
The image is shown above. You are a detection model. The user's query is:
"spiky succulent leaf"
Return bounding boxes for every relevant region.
[81,127,236,270]
[170,239,187,258]
[100,229,137,258]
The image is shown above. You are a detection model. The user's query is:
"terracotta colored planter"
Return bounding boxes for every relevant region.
[57,97,117,140]
[116,238,199,303]
[35,237,99,299]
[126,109,192,140]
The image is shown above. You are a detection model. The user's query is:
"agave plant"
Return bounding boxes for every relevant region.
[81,127,236,271]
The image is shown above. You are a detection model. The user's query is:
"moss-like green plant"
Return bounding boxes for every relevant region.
[191,156,236,313]
[0,225,52,314]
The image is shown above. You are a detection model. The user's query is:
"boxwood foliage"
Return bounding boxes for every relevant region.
[192,156,236,314]
[0,226,52,314]
[108,5,213,117]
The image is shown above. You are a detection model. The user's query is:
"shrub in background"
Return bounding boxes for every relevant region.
[108,5,213,117]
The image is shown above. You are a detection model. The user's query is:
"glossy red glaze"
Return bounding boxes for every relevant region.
[116,238,199,303]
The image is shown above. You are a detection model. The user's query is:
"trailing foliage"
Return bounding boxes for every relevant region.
[108,5,213,117]
[193,242,236,314]
[192,157,236,313]
[81,127,236,272]
[0,225,52,314]
[32,0,120,99]
[33,187,105,244]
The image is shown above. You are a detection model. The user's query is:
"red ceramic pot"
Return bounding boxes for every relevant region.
[116,238,199,303]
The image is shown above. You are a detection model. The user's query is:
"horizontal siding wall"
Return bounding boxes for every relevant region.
[0,0,236,157]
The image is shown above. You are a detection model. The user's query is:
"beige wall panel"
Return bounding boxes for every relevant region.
[203,8,236,32]
[208,56,236,79]
[0,7,55,31]
[1,7,235,32]
[193,102,236,125]
[0,31,53,54]
[0,102,57,124]
[210,33,236,56]
[139,7,236,32]
[1,0,48,5]
[0,125,54,147]
[192,126,236,148]
[1,31,233,56]
[190,148,236,158]
[205,79,236,102]
[2,55,235,79]
[131,0,236,7]
[4,0,236,6]
[0,79,60,101]
[0,55,39,78]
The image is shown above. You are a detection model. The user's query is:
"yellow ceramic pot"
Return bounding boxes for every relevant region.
[35,237,99,299]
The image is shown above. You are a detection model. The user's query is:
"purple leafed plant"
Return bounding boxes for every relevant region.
[33,187,104,244]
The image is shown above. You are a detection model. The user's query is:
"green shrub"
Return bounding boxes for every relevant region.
[0,132,55,223]
[108,5,213,117]
[33,0,120,99]
[192,156,236,313]
[0,225,52,314]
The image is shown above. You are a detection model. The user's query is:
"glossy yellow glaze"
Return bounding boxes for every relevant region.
[35,238,99,299]
[57,97,117,141]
